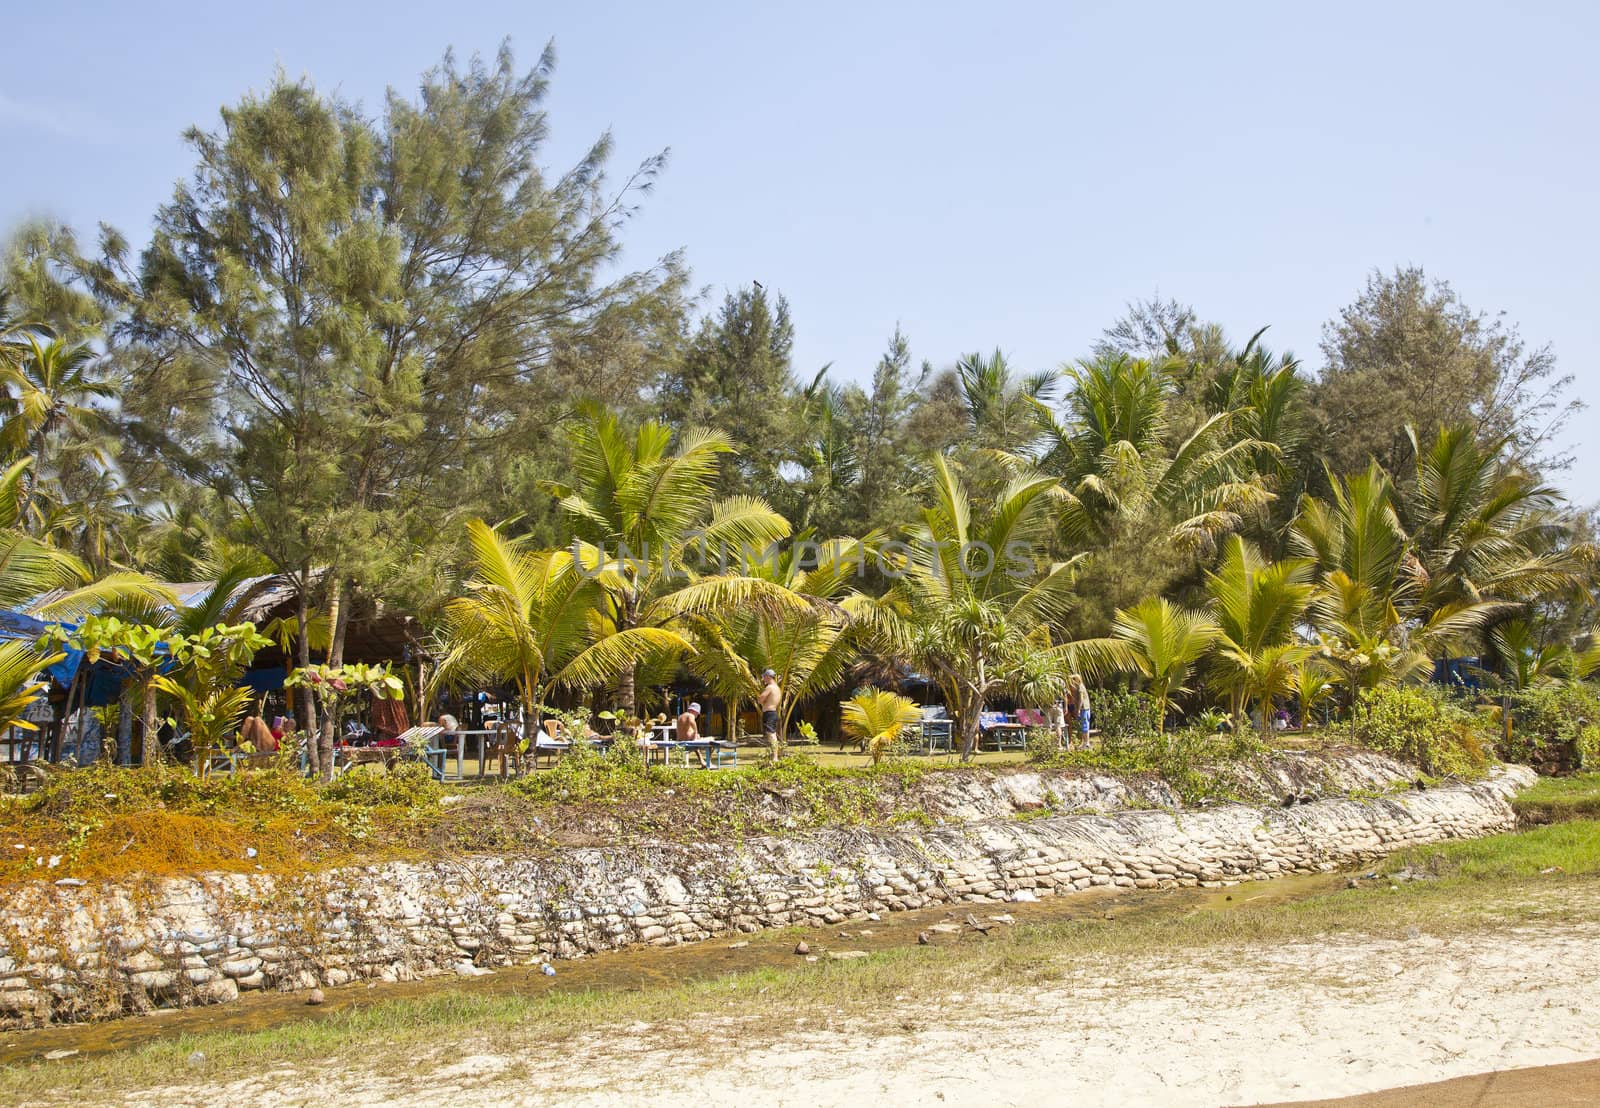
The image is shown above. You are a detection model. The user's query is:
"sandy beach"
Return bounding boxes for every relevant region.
[117,920,1600,1107]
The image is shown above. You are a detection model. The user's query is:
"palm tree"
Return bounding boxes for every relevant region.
[0,458,168,617]
[0,335,115,530]
[0,639,64,736]
[1291,461,1501,735]
[544,405,798,714]
[788,372,860,534]
[1288,662,1339,729]
[954,349,1056,451]
[682,532,875,742]
[885,456,1119,760]
[1036,353,1273,555]
[840,687,922,765]
[1204,536,1317,734]
[440,520,691,732]
[1401,425,1584,633]
[1482,619,1569,690]
[1106,597,1218,731]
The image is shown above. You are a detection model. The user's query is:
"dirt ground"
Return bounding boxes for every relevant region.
[112,921,1600,1107]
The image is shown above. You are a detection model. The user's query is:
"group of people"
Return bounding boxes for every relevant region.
[1046,673,1093,749]
[672,667,784,758]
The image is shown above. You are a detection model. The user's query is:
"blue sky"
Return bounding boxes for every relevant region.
[4,0,1596,499]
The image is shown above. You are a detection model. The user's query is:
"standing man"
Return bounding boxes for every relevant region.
[757,668,783,759]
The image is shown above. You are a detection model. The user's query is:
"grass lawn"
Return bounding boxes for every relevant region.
[2,815,1595,1103]
[1510,772,1600,825]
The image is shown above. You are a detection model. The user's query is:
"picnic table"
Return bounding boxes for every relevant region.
[979,712,1028,752]
[680,738,738,768]
[445,728,498,780]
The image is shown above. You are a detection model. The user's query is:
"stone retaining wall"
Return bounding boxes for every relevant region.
[0,764,1535,1029]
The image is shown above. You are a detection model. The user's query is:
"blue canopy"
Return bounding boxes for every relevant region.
[0,609,84,684]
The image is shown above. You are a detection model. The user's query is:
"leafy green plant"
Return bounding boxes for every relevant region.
[0,639,62,735]
[1507,684,1600,770]
[1352,685,1492,777]
[840,688,922,765]
[1094,691,1162,752]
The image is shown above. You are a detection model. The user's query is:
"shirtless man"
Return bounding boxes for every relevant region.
[757,669,783,759]
[675,701,701,744]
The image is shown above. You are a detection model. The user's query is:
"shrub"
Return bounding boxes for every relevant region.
[1095,691,1162,753]
[1352,685,1491,777]
[321,761,441,808]
[1507,684,1600,770]
[1027,720,1262,804]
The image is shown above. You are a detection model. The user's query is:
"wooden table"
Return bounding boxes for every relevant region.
[981,722,1028,752]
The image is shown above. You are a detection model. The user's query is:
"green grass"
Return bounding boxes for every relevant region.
[1389,818,1600,879]
[4,818,1597,1104]
[1511,773,1600,826]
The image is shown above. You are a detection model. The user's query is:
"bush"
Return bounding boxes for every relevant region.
[1028,720,1263,804]
[1095,691,1162,752]
[0,759,447,884]
[1353,685,1491,777]
[1507,684,1600,771]
[321,761,441,808]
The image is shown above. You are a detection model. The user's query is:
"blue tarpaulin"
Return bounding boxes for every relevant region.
[3,607,287,703]
[0,609,84,684]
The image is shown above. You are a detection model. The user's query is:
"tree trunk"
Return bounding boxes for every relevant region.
[317,578,350,783]
[52,670,79,763]
[958,654,987,763]
[294,568,320,775]
[616,591,639,716]
[140,678,159,767]
[117,680,134,765]
[958,692,982,762]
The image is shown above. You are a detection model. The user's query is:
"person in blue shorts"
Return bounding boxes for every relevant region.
[1067,673,1092,746]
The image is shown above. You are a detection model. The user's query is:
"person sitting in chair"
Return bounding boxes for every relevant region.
[240,709,276,753]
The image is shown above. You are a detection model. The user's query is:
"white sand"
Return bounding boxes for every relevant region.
[129,922,1600,1107]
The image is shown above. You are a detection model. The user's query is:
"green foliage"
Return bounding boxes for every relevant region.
[1352,685,1492,777]
[1507,684,1600,769]
[322,762,441,808]
[1511,773,1600,824]
[1093,691,1163,747]
[1312,266,1576,478]
[3,55,1597,790]
[1107,597,1217,728]
[506,751,930,836]
[0,639,60,733]
[1029,723,1263,805]
[839,687,922,765]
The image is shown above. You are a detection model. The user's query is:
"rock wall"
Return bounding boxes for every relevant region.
[0,764,1535,1029]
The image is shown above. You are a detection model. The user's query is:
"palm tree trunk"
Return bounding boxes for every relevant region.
[618,665,636,718]
[316,578,349,782]
[617,592,639,715]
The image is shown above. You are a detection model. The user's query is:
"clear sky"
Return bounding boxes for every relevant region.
[4,0,1596,499]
